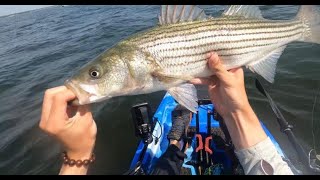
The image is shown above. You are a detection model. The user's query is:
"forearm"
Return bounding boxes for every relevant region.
[223,104,267,150]
[223,103,293,175]
[59,164,89,175]
[235,137,294,175]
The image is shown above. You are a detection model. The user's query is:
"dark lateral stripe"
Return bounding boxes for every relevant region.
[158,17,257,30]
[137,23,301,46]
[159,33,299,66]
[149,31,302,58]
[133,19,266,38]
[132,19,296,42]
[165,58,207,67]
[141,25,303,50]
[162,42,275,59]
[133,21,300,44]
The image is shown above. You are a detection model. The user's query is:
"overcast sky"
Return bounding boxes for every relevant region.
[0,5,53,17]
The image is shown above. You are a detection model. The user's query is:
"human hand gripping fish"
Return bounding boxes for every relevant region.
[190,52,251,120]
[39,86,96,175]
[64,5,320,113]
[40,52,293,175]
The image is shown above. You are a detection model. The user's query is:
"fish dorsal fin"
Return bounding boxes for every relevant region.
[222,5,263,19]
[159,5,207,25]
[247,46,286,83]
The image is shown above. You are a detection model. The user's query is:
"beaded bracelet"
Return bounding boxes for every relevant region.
[62,151,95,167]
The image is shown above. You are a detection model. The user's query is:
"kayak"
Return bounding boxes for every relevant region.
[128,92,288,175]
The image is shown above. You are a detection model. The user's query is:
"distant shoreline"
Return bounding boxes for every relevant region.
[0,5,57,18]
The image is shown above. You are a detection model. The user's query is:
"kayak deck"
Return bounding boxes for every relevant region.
[129,93,286,175]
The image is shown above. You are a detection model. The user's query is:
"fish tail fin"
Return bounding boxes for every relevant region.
[296,5,320,44]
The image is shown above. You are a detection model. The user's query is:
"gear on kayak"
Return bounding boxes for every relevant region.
[125,92,298,175]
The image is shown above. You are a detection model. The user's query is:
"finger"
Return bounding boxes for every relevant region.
[228,67,243,74]
[48,88,76,127]
[229,67,244,81]
[207,52,231,84]
[233,67,244,76]
[189,77,213,85]
[40,86,71,129]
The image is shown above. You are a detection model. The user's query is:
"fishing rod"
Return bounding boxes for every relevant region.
[255,79,320,174]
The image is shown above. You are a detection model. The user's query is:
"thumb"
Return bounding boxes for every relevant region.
[50,89,77,122]
[207,52,231,85]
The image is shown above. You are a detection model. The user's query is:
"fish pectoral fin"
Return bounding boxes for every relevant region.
[159,5,208,25]
[151,70,194,83]
[247,46,287,83]
[222,5,264,19]
[168,84,198,113]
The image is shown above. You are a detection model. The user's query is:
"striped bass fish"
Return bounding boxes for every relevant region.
[65,5,320,112]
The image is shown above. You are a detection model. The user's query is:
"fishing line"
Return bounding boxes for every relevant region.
[308,83,320,174]
[311,84,320,151]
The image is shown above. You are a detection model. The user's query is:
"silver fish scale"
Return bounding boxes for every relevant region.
[133,18,304,77]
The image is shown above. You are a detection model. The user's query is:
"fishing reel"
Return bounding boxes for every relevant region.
[131,103,154,145]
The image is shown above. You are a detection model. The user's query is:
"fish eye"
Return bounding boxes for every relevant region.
[89,68,100,79]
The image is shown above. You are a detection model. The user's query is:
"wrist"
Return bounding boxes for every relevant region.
[170,140,182,150]
[222,104,267,150]
[66,148,94,160]
[59,150,95,175]
[64,140,95,160]
[223,103,254,123]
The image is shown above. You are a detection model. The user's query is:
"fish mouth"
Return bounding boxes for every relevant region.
[64,79,91,105]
